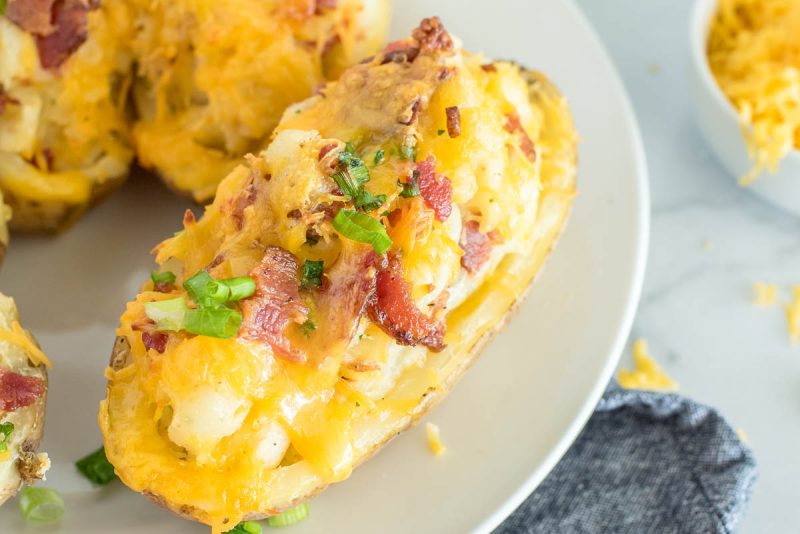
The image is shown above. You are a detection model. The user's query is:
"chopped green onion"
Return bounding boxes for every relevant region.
[437,129,446,136]
[333,209,392,254]
[19,487,64,523]
[0,422,13,453]
[0,0,6,15]
[354,190,387,212]
[300,319,316,337]
[184,271,228,307]
[332,167,366,199]
[150,270,176,286]
[332,158,385,212]
[344,141,357,155]
[301,260,324,289]
[400,171,420,198]
[373,149,386,166]
[227,521,263,534]
[144,298,188,331]
[267,503,309,528]
[184,307,242,339]
[75,447,116,485]
[399,144,416,162]
[218,277,256,301]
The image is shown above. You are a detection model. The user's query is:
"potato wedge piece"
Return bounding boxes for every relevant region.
[0,2,135,232]
[101,18,577,531]
[128,0,390,202]
[0,293,50,505]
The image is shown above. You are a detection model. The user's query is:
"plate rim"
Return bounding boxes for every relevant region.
[475,1,651,531]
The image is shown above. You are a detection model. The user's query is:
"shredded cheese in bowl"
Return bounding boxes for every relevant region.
[707,0,800,184]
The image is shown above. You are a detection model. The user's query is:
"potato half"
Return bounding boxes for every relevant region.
[128,0,390,202]
[101,18,577,532]
[0,293,50,505]
[0,1,135,232]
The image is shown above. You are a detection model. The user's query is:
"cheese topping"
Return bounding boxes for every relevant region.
[618,339,679,392]
[708,0,800,184]
[0,321,51,368]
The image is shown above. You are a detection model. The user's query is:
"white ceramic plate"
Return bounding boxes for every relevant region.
[0,1,648,532]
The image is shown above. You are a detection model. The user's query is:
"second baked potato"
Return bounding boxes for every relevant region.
[0,0,135,232]
[101,18,577,531]
[129,0,390,202]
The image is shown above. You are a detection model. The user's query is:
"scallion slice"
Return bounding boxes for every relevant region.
[400,171,420,198]
[266,503,309,528]
[143,298,188,332]
[373,149,386,166]
[0,421,13,453]
[150,270,176,286]
[332,209,392,254]
[184,307,242,339]
[75,447,116,485]
[184,271,229,307]
[301,260,324,289]
[219,277,256,301]
[227,521,263,534]
[19,487,64,523]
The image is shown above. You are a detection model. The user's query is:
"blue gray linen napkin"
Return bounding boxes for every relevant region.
[495,384,757,534]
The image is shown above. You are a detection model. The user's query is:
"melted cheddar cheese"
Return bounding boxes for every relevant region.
[708,0,800,184]
[101,23,577,531]
[128,0,389,201]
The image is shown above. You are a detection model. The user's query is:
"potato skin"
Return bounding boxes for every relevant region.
[104,64,577,524]
[0,295,49,506]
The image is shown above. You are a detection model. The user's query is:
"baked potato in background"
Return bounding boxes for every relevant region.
[0,293,50,506]
[128,0,390,202]
[0,0,135,232]
[101,17,577,531]
[0,190,10,266]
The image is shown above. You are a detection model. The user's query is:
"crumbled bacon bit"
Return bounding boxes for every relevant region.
[6,0,57,35]
[314,0,338,13]
[318,143,338,161]
[287,209,303,219]
[438,67,455,81]
[36,0,99,70]
[231,186,257,230]
[415,157,452,222]
[345,360,381,372]
[411,17,454,53]
[446,106,461,138]
[505,112,537,163]
[481,63,498,73]
[207,253,225,270]
[239,247,309,362]
[0,89,20,115]
[381,46,421,65]
[368,253,445,351]
[153,281,174,293]
[182,209,196,227]
[399,98,421,126]
[460,220,499,274]
[142,331,168,354]
[0,369,45,412]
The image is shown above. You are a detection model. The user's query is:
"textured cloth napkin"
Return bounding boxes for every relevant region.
[494,385,757,534]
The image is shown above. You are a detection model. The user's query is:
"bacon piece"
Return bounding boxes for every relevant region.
[6,0,57,35]
[240,247,309,362]
[399,98,421,126]
[142,331,168,354]
[36,0,99,70]
[381,39,420,64]
[368,253,445,351]
[231,185,257,230]
[415,157,452,222]
[411,17,454,53]
[446,106,461,138]
[505,112,537,163]
[318,143,338,161]
[0,369,45,412]
[314,244,378,350]
[314,0,337,13]
[460,221,500,274]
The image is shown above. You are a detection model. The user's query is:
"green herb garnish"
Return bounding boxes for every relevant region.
[267,503,310,528]
[373,149,386,166]
[184,271,255,307]
[19,487,64,523]
[332,209,392,254]
[301,260,324,289]
[437,129,446,136]
[400,170,420,198]
[75,447,116,485]
[227,521,263,534]
[184,307,242,339]
[332,145,386,212]
[0,422,13,453]
[399,144,417,162]
[150,270,176,286]
[300,319,316,337]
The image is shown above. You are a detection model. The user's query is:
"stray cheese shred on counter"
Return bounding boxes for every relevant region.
[707,0,800,184]
[617,339,679,392]
[785,286,800,343]
[425,423,446,457]
[752,282,778,307]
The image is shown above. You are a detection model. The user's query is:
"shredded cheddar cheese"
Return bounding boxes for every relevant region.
[0,321,51,368]
[707,0,800,184]
[752,282,778,307]
[617,339,678,392]
[785,285,800,344]
[425,423,446,457]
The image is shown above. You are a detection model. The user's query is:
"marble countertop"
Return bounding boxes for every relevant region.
[576,0,800,531]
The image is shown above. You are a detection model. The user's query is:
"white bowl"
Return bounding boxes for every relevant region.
[690,0,800,216]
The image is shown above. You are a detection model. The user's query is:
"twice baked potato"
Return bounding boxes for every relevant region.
[0,293,51,505]
[128,0,390,202]
[0,0,135,232]
[101,17,577,531]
